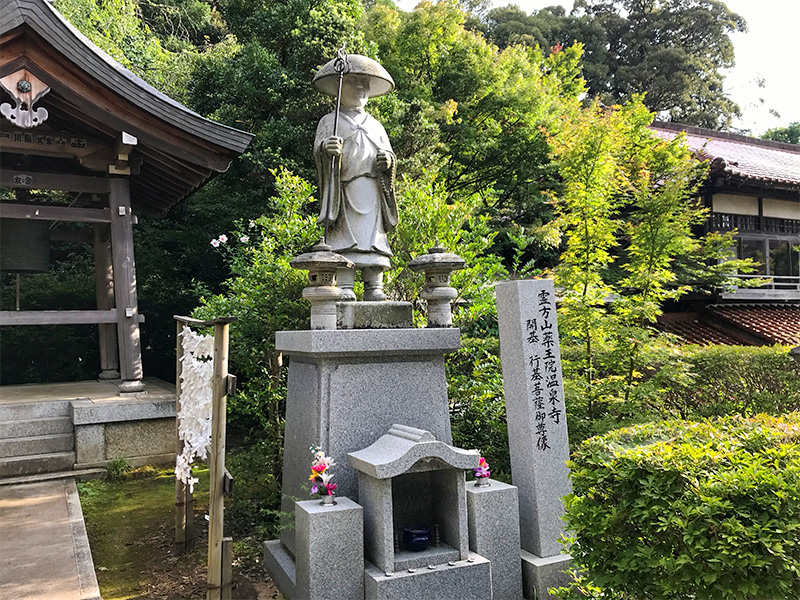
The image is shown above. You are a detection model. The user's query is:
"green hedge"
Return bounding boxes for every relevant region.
[564,414,800,599]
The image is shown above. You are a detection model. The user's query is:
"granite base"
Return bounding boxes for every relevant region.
[521,550,572,599]
[364,554,492,600]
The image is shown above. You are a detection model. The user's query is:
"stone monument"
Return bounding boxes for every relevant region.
[496,279,573,598]
[263,47,579,600]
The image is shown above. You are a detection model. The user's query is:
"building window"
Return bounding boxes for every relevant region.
[769,240,799,279]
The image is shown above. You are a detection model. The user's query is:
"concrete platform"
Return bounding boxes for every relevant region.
[0,377,174,406]
[0,378,176,480]
[0,479,100,600]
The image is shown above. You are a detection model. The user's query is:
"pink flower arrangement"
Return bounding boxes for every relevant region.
[474,456,490,479]
[308,445,337,496]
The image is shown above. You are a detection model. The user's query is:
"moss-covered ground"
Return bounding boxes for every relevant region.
[77,465,279,599]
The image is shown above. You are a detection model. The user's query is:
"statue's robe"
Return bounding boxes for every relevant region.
[315,108,398,265]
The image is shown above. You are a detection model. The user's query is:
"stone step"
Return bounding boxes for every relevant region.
[0,401,72,421]
[0,433,75,458]
[0,468,105,486]
[0,451,76,478]
[0,416,73,439]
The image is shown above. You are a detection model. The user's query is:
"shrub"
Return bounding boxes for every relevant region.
[685,345,800,418]
[447,336,510,481]
[563,414,800,600]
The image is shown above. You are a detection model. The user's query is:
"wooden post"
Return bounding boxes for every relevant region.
[174,319,190,552]
[207,320,231,600]
[108,178,144,392]
[221,537,233,600]
[94,224,120,379]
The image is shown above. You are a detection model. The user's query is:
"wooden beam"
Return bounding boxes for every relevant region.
[0,127,112,159]
[0,170,110,194]
[0,202,111,223]
[0,310,118,326]
[109,178,144,384]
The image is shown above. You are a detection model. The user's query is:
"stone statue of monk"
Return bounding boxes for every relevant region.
[313,54,398,301]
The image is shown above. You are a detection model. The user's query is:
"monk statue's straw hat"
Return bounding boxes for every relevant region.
[313,54,395,98]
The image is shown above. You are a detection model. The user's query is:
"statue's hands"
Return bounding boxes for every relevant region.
[325,136,343,157]
[377,150,393,171]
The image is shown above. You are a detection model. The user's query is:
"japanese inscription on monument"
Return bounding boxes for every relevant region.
[496,278,571,559]
[524,286,565,451]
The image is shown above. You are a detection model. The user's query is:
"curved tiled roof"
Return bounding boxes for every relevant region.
[659,319,745,346]
[708,304,800,346]
[651,122,800,190]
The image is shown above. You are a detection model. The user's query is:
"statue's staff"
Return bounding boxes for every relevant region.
[324,44,349,244]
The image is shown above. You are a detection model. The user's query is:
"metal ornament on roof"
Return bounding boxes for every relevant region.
[313,53,395,98]
[0,69,50,128]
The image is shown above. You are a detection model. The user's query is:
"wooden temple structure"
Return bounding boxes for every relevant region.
[0,0,253,391]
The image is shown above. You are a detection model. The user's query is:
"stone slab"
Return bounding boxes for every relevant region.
[521,550,572,600]
[466,479,523,600]
[295,497,364,600]
[0,433,73,458]
[104,418,175,458]
[70,398,175,425]
[364,554,492,600]
[262,540,296,599]
[74,424,104,464]
[496,280,572,558]
[337,301,413,329]
[0,479,101,600]
[275,327,460,357]
[0,416,73,439]
[393,544,460,570]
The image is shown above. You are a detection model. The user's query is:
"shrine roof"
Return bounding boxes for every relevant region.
[0,0,253,214]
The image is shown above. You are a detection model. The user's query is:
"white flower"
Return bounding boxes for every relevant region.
[320,472,334,484]
[240,236,249,243]
[210,239,220,247]
[218,234,228,243]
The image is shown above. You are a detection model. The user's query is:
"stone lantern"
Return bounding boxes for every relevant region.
[408,244,466,327]
[290,243,354,330]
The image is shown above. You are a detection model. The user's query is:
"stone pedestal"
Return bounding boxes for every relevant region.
[270,328,459,560]
[364,554,492,600]
[521,551,572,600]
[295,497,364,600]
[466,479,523,600]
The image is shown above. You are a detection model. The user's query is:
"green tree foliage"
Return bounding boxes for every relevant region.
[762,122,800,145]
[363,0,585,232]
[551,97,759,427]
[560,414,800,599]
[480,0,746,129]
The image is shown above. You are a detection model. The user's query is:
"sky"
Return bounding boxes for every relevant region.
[394,0,800,135]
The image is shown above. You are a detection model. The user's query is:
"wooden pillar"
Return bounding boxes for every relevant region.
[94,224,120,379]
[207,321,230,600]
[108,178,144,392]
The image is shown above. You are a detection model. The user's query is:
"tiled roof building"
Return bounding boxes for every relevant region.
[651,123,800,347]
